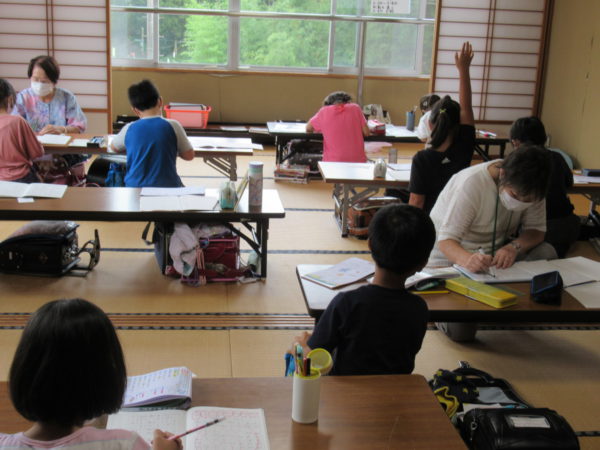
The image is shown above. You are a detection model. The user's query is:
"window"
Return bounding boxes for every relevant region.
[110,0,435,76]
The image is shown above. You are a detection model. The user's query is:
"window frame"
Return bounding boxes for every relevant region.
[110,0,435,77]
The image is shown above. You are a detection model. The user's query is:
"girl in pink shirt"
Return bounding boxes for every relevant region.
[307,91,369,162]
[0,78,44,182]
[0,298,181,450]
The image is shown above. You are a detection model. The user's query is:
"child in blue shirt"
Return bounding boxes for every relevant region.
[111,79,194,187]
[292,204,436,376]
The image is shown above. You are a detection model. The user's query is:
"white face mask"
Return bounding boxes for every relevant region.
[499,189,533,211]
[31,81,54,97]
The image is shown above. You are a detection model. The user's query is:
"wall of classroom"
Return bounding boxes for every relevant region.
[111,69,429,127]
[541,0,600,168]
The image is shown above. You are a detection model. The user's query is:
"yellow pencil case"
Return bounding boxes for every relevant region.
[446,276,517,309]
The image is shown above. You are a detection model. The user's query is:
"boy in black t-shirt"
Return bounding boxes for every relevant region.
[292,204,436,376]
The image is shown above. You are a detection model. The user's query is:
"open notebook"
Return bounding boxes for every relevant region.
[107,406,270,450]
[455,256,600,308]
[123,367,192,409]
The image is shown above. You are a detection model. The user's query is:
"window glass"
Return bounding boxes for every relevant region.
[365,22,417,70]
[240,0,330,14]
[170,14,228,64]
[333,21,358,67]
[111,12,152,60]
[240,18,329,68]
[159,0,227,10]
[110,0,149,6]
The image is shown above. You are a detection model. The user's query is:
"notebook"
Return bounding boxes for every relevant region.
[107,406,270,449]
[454,256,600,286]
[302,257,375,289]
[405,267,461,289]
[123,367,192,409]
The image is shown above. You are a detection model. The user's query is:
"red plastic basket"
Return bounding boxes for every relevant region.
[164,105,211,128]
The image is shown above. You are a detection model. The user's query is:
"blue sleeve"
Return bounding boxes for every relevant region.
[65,91,87,132]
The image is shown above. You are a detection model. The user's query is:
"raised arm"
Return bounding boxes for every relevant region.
[456,41,474,126]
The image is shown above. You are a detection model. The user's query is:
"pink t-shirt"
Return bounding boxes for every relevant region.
[309,103,367,162]
[0,427,149,450]
[0,114,44,181]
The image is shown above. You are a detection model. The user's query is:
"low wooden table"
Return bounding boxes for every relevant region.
[41,135,254,181]
[0,187,284,278]
[267,121,509,164]
[319,161,600,238]
[318,161,411,237]
[0,376,466,449]
[297,264,600,323]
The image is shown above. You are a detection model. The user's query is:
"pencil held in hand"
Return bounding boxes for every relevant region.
[167,417,226,440]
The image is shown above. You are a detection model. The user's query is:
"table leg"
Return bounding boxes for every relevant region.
[341,185,350,237]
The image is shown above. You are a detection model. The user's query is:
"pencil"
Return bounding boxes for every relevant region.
[410,290,450,295]
[167,417,226,440]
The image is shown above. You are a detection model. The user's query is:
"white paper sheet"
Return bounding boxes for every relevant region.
[140,186,205,196]
[36,134,71,145]
[139,195,218,211]
[188,136,253,149]
[384,125,418,137]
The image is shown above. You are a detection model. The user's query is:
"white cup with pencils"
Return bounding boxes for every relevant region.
[292,368,321,424]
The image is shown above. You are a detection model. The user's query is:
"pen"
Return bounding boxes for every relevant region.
[168,417,226,440]
[477,248,496,278]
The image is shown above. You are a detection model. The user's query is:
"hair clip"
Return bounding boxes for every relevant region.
[439,108,446,114]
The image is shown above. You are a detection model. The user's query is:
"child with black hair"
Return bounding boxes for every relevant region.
[409,42,475,213]
[0,298,180,450]
[510,116,579,257]
[111,79,194,187]
[415,93,440,141]
[306,91,369,162]
[292,204,436,375]
[0,78,44,183]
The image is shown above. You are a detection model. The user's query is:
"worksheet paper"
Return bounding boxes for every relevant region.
[0,181,67,198]
[107,407,270,450]
[270,122,307,133]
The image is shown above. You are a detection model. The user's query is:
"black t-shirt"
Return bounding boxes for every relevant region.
[546,150,574,219]
[307,284,428,376]
[409,124,476,213]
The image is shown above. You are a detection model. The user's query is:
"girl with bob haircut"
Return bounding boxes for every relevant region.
[1,298,180,450]
[408,42,475,213]
[306,90,369,163]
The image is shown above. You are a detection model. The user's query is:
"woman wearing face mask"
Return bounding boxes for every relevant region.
[427,145,557,272]
[12,55,86,135]
[427,145,557,342]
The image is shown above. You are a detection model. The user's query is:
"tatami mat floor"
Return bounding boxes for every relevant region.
[1,144,599,443]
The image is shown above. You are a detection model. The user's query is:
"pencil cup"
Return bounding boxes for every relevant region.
[406,111,415,131]
[292,369,321,424]
[248,161,263,207]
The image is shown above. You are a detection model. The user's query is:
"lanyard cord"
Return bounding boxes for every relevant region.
[492,189,499,257]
